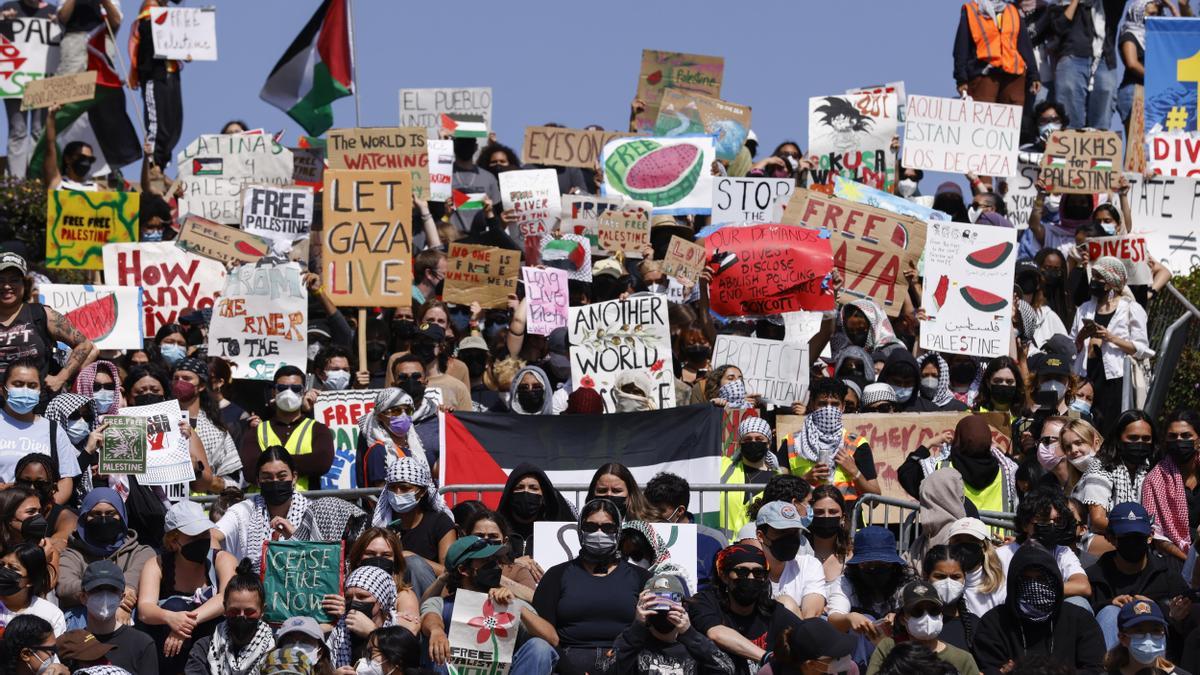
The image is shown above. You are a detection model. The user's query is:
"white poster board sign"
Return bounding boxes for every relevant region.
[0,18,62,99]
[1126,174,1200,274]
[427,138,453,202]
[399,87,492,137]
[241,185,314,241]
[533,521,698,595]
[447,589,517,675]
[499,168,561,264]
[102,242,226,338]
[568,295,675,413]
[149,7,218,61]
[119,399,192,487]
[314,389,381,490]
[37,284,143,350]
[711,335,809,407]
[711,177,794,225]
[903,95,1020,177]
[176,133,294,224]
[208,263,308,381]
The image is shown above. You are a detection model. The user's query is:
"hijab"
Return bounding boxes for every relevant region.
[74,361,122,414]
[950,415,1000,490]
[831,299,904,357]
[508,365,555,415]
[357,389,429,472]
[917,353,956,407]
[371,456,451,527]
[76,487,128,557]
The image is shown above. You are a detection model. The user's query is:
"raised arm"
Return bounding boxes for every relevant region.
[44,104,62,190]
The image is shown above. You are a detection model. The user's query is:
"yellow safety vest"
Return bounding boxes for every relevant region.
[787,432,870,504]
[717,455,774,538]
[963,470,1006,513]
[257,419,315,490]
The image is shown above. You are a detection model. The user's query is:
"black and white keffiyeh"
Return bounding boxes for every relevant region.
[358,388,430,471]
[371,456,452,527]
[207,618,275,675]
[795,405,844,473]
[917,353,957,408]
[736,416,779,470]
[244,493,319,573]
[327,566,398,667]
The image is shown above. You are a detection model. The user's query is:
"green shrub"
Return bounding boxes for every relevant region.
[0,176,47,260]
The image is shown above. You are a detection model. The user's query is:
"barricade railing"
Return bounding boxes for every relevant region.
[1140,283,1200,420]
[850,494,1017,553]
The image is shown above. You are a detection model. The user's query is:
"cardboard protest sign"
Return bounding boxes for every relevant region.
[1039,130,1122,194]
[532,522,698,595]
[661,235,705,283]
[149,6,218,61]
[711,177,793,225]
[0,18,62,99]
[428,139,453,201]
[832,175,951,221]
[327,127,429,198]
[561,194,626,253]
[903,95,1020,176]
[522,266,569,336]
[20,70,94,111]
[398,87,492,136]
[847,81,907,121]
[208,263,308,381]
[177,133,294,224]
[712,335,808,406]
[45,190,139,270]
[37,284,143,350]
[120,399,192,487]
[1145,17,1200,134]
[808,89,898,191]
[262,541,343,623]
[597,200,651,257]
[781,189,926,315]
[522,126,635,168]
[176,215,308,266]
[1127,86,1147,174]
[100,416,147,475]
[633,50,724,134]
[1001,159,1040,231]
[602,136,715,216]
[315,389,379,489]
[1086,235,1153,286]
[1126,174,1200,274]
[447,589,519,675]
[654,89,750,161]
[568,295,674,413]
[241,185,314,240]
[444,243,519,309]
[103,242,227,338]
[919,222,1017,359]
[291,147,325,189]
[499,169,561,264]
[541,234,592,282]
[322,170,412,308]
[704,224,835,317]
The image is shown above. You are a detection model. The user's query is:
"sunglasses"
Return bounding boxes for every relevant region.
[274,384,304,394]
[1038,436,1058,446]
[727,567,767,580]
[393,373,422,383]
[225,608,261,619]
[580,521,618,535]
[908,606,942,619]
[92,382,116,391]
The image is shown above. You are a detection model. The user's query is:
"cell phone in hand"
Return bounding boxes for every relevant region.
[651,591,681,612]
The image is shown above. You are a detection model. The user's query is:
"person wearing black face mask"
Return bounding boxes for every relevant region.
[1073,257,1149,429]
[183,559,275,675]
[1003,486,1092,602]
[497,465,575,558]
[508,365,554,415]
[43,109,100,191]
[754,502,827,619]
[0,543,58,636]
[829,527,912,652]
[614,573,734,674]
[456,338,501,411]
[1082,412,1157,535]
[403,321,472,411]
[1141,411,1200,563]
[718,417,781,536]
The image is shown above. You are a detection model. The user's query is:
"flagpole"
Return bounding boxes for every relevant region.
[103,13,147,140]
[347,0,362,127]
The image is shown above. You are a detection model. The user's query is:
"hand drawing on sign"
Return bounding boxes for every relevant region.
[814,97,875,153]
[106,426,141,460]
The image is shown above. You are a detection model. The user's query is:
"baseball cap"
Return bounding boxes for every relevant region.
[82,560,125,592]
[644,572,690,599]
[593,257,624,279]
[164,500,213,537]
[1117,598,1167,631]
[1037,355,1071,377]
[259,648,314,675]
[777,614,857,662]
[456,335,488,353]
[57,629,115,662]
[946,517,989,542]
[446,535,503,570]
[547,327,569,355]
[755,501,805,531]
[1107,502,1152,537]
[901,580,943,612]
[0,251,27,275]
[416,322,445,342]
[276,616,324,643]
[1015,260,1039,280]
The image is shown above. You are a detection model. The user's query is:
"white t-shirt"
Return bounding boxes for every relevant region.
[825,575,857,616]
[993,541,1085,607]
[0,411,81,482]
[0,596,67,636]
[771,555,827,606]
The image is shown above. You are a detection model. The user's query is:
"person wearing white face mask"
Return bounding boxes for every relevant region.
[236,366,334,494]
[313,346,369,393]
[920,545,980,655]
[3,614,68,675]
[866,581,980,675]
[80,560,157,675]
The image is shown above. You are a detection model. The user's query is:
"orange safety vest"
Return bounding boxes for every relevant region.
[965,2,1026,76]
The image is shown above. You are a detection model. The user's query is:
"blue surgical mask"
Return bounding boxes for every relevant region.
[93,390,116,414]
[64,418,90,445]
[798,504,814,530]
[323,369,351,391]
[6,387,39,414]
[161,343,187,365]
[1129,633,1166,665]
[387,490,420,514]
[893,386,913,401]
[142,229,164,242]
[1068,398,1092,415]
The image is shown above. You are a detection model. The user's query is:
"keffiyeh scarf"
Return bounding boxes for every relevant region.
[371,455,452,527]
[1124,0,1153,49]
[795,405,844,473]
[358,388,430,472]
[832,298,904,356]
[328,567,397,667]
[1142,456,1192,554]
[719,379,753,410]
[73,360,122,414]
[207,619,275,675]
[736,415,779,470]
[246,493,319,573]
[918,353,957,407]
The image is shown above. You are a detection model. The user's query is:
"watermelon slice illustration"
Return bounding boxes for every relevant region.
[647,70,663,85]
[605,140,704,207]
[932,275,949,311]
[965,241,1014,270]
[64,294,118,343]
[960,286,1008,312]
[235,240,267,257]
[154,10,169,24]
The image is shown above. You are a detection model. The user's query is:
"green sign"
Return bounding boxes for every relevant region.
[100,416,147,474]
[262,540,343,623]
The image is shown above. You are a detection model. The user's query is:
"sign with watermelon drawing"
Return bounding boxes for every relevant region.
[633,50,724,134]
[499,168,562,265]
[567,295,674,414]
[103,242,227,338]
[176,133,294,224]
[703,224,836,317]
[920,221,1017,358]
[208,263,308,381]
[602,135,715,216]
[45,190,139,270]
[37,284,143,351]
[1039,130,1122,195]
[176,215,309,267]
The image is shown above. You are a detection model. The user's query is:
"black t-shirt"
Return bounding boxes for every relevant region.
[688,587,792,675]
[532,559,650,649]
[854,442,878,480]
[393,509,454,563]
[0,1,57,19]
[1119,33,1145,87]
[95,625,158,675]
[62,0,102,32]
[1086,310,1115,381]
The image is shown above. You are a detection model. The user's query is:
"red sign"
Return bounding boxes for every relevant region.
[704,224,835,317]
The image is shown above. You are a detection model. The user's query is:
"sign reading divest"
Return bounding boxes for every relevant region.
[177,133,293,224]
[522,126,635,168]
[262,540,343,623]
[327,127,429,198]
[704,224,834,317]
[1126,174,1200,274]
[1040,130,1122,194]
[903,95,1020,176]
[781,189,926,315]
[398,87,492,137]
[322,170,412,308]
[315,389,380,490]
[176,216,309,266]
[241,185,314,240]
[208,263,308,381]
[1086,235,1152,285]
[46,190,139,270]
[522,266,569,336]
[712,335,808,406]
[0,18,62,99]
[711,177,793,225]
[444,243,519,309]
[568,296,675,413]
[103,242,227,337]
[38,284,143,350]
[633,50,724,134]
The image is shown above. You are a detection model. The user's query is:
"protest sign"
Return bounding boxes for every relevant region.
[20,70,94,111]
[45,190,139,270]
[1126,174,1200,274]
[710,177,793,225]
[661,235,705,283]
[919,222,1017,359]
[1147,131,1200,176]
[241,185,314,240]
[177,133,294,224]
[208,263,308,381]
[37,284,143,350]
[1040,130,1122,194]
[322,170,412,308]
[327,127,430,198]
[712,335,808,406]
[522,126,635,168]
[1000,160,1040,231]
[446,589,518,675]
[120,399,192,487]
[568,295,674,413]
[499,169,561,264]
[781,189,926,315]
[103,242,226,338]
[540,234,592,282]
[532,522,698,594]
[561,194,626,253]
[315,389,379,490]
[398,87,492,136]
[1127,86,1147,173]
[602,136,715,215]
[0,18,62,99]
[832,175,951,221]
[1145,17,1200,134]
[633,50,724,134]
[808,90,898,191]
[149,6,218,61]
[1086,235,1153,286]
[847,81,907,121]
[654,89,750,161]
[262,541,343,623]
[428,139,453,201]
[597,200,652,257]
[291,147,325,188]
[176,215,308,266]
[100,416,147,475]
[704,224,835,317]
[902,95,1020,176]
[522,266,569,336]
[444,243,519,309]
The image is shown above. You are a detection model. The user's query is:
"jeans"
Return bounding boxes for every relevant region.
[1055,55,1119,130]
[1116,83,1137,129]
[430,638,557,675]
[4,99,44,178]
[1097,604,1122,650]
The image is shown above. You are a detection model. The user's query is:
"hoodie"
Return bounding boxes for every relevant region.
[974,544,1104,675]
[832,346,875,383]
[496,462,578,556]
[878,350,938,412]
[908,467,967,570]
[58,490,156,610]
[508,365,556,415]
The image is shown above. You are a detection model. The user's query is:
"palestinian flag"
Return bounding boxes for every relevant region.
[1045,155,1067,168]
[27,26,140,180]
[441,405,723,512]
[542,237,586,272]
[451,189,485,211]
[1091,158,1114,171]
[441,113,488,138]
[259,0,353,136]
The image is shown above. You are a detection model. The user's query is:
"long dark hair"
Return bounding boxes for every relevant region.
[255,445,297,478]
[845,560,912,610]
[975,356,1027,412]
[0,486,39,550]
[586,463,650,521]
[1098,410,1158,471]
[809,485,851,558]
[922,544,977,651]
[370,625,422,672]
[4,542,50,597]
[225,559,265,607]
[1164,409,1200,455]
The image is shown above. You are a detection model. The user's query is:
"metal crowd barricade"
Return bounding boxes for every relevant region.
[1140,283,1200,420]
[850,494,1017,553]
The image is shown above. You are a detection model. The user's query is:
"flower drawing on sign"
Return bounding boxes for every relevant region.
[580,375,596,389]
[468,598,516,660]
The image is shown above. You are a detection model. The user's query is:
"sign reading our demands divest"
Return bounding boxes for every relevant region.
[704,224,835,317]
[902,95,1020,176]
[177,133,294,224]
[568,296,674,414]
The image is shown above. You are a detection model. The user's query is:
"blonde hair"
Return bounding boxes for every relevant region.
[1060,418,1103,451]
[977,537,1006,595]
